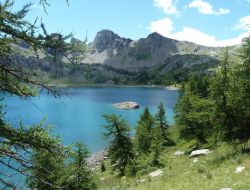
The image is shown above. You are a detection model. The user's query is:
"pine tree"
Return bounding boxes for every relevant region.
[154,103,170,146]
[150,140,163,167]
[0,0,87,188]
[27,139,66,190]
[65,143,96,190]
[102,114,134,176]
[232,36,250,145]
[175,80,213,144]
[135,107,154,153]
[209,50,235,142]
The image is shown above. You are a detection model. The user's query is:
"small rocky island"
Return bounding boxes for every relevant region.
[113,101,140,110]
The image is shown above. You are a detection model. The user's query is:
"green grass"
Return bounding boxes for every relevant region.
[95,127,250,190]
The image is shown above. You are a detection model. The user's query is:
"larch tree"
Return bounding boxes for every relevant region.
[64,143,96,190]
[175,76,213,145]
[135,107,154,154]
[102,114,134,176]
[154,103,170,146]
[232,36,250,145]
[0,0,87,188]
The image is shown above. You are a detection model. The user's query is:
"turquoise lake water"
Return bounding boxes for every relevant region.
[2,87,179,153]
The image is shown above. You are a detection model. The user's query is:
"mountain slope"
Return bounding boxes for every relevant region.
[5,29,238,85]
[82,30,223,71]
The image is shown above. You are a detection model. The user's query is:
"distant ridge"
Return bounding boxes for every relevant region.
[82,29,228,71]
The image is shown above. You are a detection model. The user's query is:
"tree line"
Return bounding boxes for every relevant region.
[175,37,250,148]
[102,103,172,176]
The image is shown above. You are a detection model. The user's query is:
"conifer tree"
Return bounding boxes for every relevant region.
[209,50,235,142]
[65,143,96,190]
[103,114,134,176]
[135,107,154,153]
[27,144,66,190]
[0,0,87,188]
[175,79,213,144]
[154,103,170,146]
[232,36,250,145]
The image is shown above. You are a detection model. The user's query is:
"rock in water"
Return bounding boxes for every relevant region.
[190,149,211,157]
[113,101,139,110]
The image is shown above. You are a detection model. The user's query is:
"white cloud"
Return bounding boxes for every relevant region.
[149,17,174,35]
[170,27,248,47]
[234,14,250,32]
[149,18,248,47]
[153,0,178,15]
[188,0,230,15]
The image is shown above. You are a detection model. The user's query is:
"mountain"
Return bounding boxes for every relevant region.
[6,29,239,85]
[82,29,223,71]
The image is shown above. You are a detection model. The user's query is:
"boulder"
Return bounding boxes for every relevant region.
[175,151,184,156]
[113,101,139,110]
[235,166,245,173]
[190,149,211,157]
[148,169,163,178]
[136,179,146,184]
[193,158,199,163]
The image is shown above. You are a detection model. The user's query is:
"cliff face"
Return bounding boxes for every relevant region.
[82,29,224,71]
[10,29,226,71]
[4,29,238,85]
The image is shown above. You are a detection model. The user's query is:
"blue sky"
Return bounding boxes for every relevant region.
[14,0,250,47]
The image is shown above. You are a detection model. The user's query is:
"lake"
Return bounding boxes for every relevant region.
[2,86,179,153]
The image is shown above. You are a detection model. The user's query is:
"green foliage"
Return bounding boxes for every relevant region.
[177,92,213,144]
[102,114,135,176]
[175,75,213,144]
[64,143,96,190]
[28,142,96,190]
[234,37,250,143]
[154,103,171,146]
[209,50,236,143]
[27,144,66,190]
[176,36,250,146]
[101,161,106,173]
[186,74,210,98]
[0,0,89,189]
[135,107,154,154]
[0,112,66,188]
[150,140,164,167]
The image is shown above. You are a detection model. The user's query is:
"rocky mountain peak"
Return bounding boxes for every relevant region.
[147,32,175,42]
[93,29,131,52]
[147,32,164,39]
[145,32,176,49]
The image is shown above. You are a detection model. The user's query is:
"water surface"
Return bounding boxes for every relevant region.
[3,87,179,152]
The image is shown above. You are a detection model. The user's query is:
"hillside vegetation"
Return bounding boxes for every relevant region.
[93,38,250,190]
[96,126,250,190]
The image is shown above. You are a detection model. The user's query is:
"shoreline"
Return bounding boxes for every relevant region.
[87,149,108,169]
[49,82,180,90]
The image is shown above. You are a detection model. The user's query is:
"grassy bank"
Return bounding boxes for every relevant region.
[95,127,250,190]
